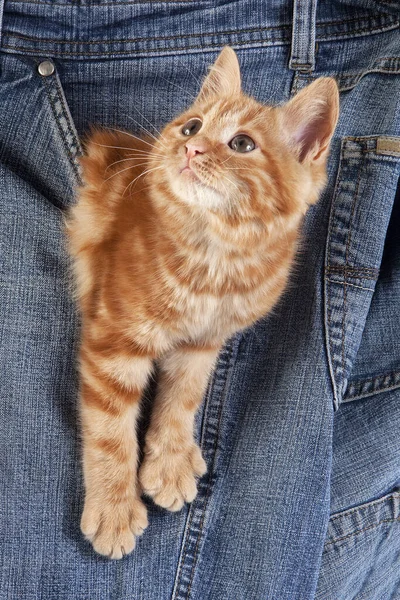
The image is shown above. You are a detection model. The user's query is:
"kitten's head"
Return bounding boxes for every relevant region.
[150,47,338,225]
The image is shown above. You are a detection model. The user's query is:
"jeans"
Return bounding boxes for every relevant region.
[0,0,399,598]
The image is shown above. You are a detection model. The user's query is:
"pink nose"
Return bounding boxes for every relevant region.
[185,142,207,160]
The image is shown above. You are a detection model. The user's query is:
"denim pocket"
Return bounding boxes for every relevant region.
[325,136,400,409]
[0,54,82,209]
[316,490,400,600]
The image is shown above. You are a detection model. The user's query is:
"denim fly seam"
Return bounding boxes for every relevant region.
[0,0,4,49]
[171,335,241,600]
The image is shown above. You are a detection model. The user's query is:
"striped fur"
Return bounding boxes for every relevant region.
[67,47,339,558]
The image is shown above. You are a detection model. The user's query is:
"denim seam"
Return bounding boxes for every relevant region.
[377,136,400,143]
[39,66,82,183]
[378,151,400,157]
[3,30,399,59]
[0,0,4,49]
[326,282,338,409]
[341,279,347,393]
[0,38,291,57]
[327,274,377,279]
[338,66,400,91]
[54,76,83,171]
[326,270,379,280]
[326,280,375,292]
[342,135,400,161]
[1,19,399,59]
[317,15,396,28]
[340,157,363,397]
[329,492,400,521]
[9,0,204,3]
[185,482,212,597]
[4,25,286,45]
[324,516,400,547]
[326,265,379,273]
[173,503,196,598]
[344,370,400,401]
[344,381,400,402]
[186,348,233,599]
[171,339,238,600]
[347,370,400,387]
[339,63,400,79]
[42,75,79,180]
[325,142,346,410]
[344,150,400,159]
[345,136,400,142]
[2,10,397,33]
[320,21,399,41]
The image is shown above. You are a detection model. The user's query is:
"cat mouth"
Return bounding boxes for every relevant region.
[178,162,220,194]
[180,165,200,181]
[180,165,214,190]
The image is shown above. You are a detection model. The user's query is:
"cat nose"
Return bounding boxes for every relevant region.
[185,142,207,160]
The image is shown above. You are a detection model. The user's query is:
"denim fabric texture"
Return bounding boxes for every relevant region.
[0,0,399,598]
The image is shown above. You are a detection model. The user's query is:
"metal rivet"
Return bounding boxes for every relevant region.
[38,60,55,77]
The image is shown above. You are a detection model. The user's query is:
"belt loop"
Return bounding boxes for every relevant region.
[289,0,318,72]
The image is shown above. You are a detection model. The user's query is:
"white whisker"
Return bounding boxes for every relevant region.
[106,127,161,151]
[91,141,143,153]
[220,154,235,166]
[122,110,168,145]
[123,149,164,158]
[225,167,254,171]
[158,75,197,101]
[221,174,241,193]
[103,162,152,183]
[123,165,164,196]
[174,55,203,88]
[105,156,163,172]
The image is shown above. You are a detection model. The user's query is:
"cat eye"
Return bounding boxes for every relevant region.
[181,119,202,136]
[229,134,256,153]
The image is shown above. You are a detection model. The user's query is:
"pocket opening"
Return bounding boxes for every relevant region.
[324,136,400,409]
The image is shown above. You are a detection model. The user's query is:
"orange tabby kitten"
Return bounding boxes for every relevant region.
[67,47,339,559]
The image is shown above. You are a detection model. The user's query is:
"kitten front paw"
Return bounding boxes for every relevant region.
[139,443,207,511]
[81,494,148,559]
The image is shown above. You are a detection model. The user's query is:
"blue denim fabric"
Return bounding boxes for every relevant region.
[0,1,399,598]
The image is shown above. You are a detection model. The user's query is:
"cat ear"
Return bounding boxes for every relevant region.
[279,78,339,163]
[196,47,241,103]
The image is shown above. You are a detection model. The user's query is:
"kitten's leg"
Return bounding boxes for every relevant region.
[139,345,220,511]
[79,338,153,559]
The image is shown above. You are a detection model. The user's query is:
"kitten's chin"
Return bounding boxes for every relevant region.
[168,171,226,212]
